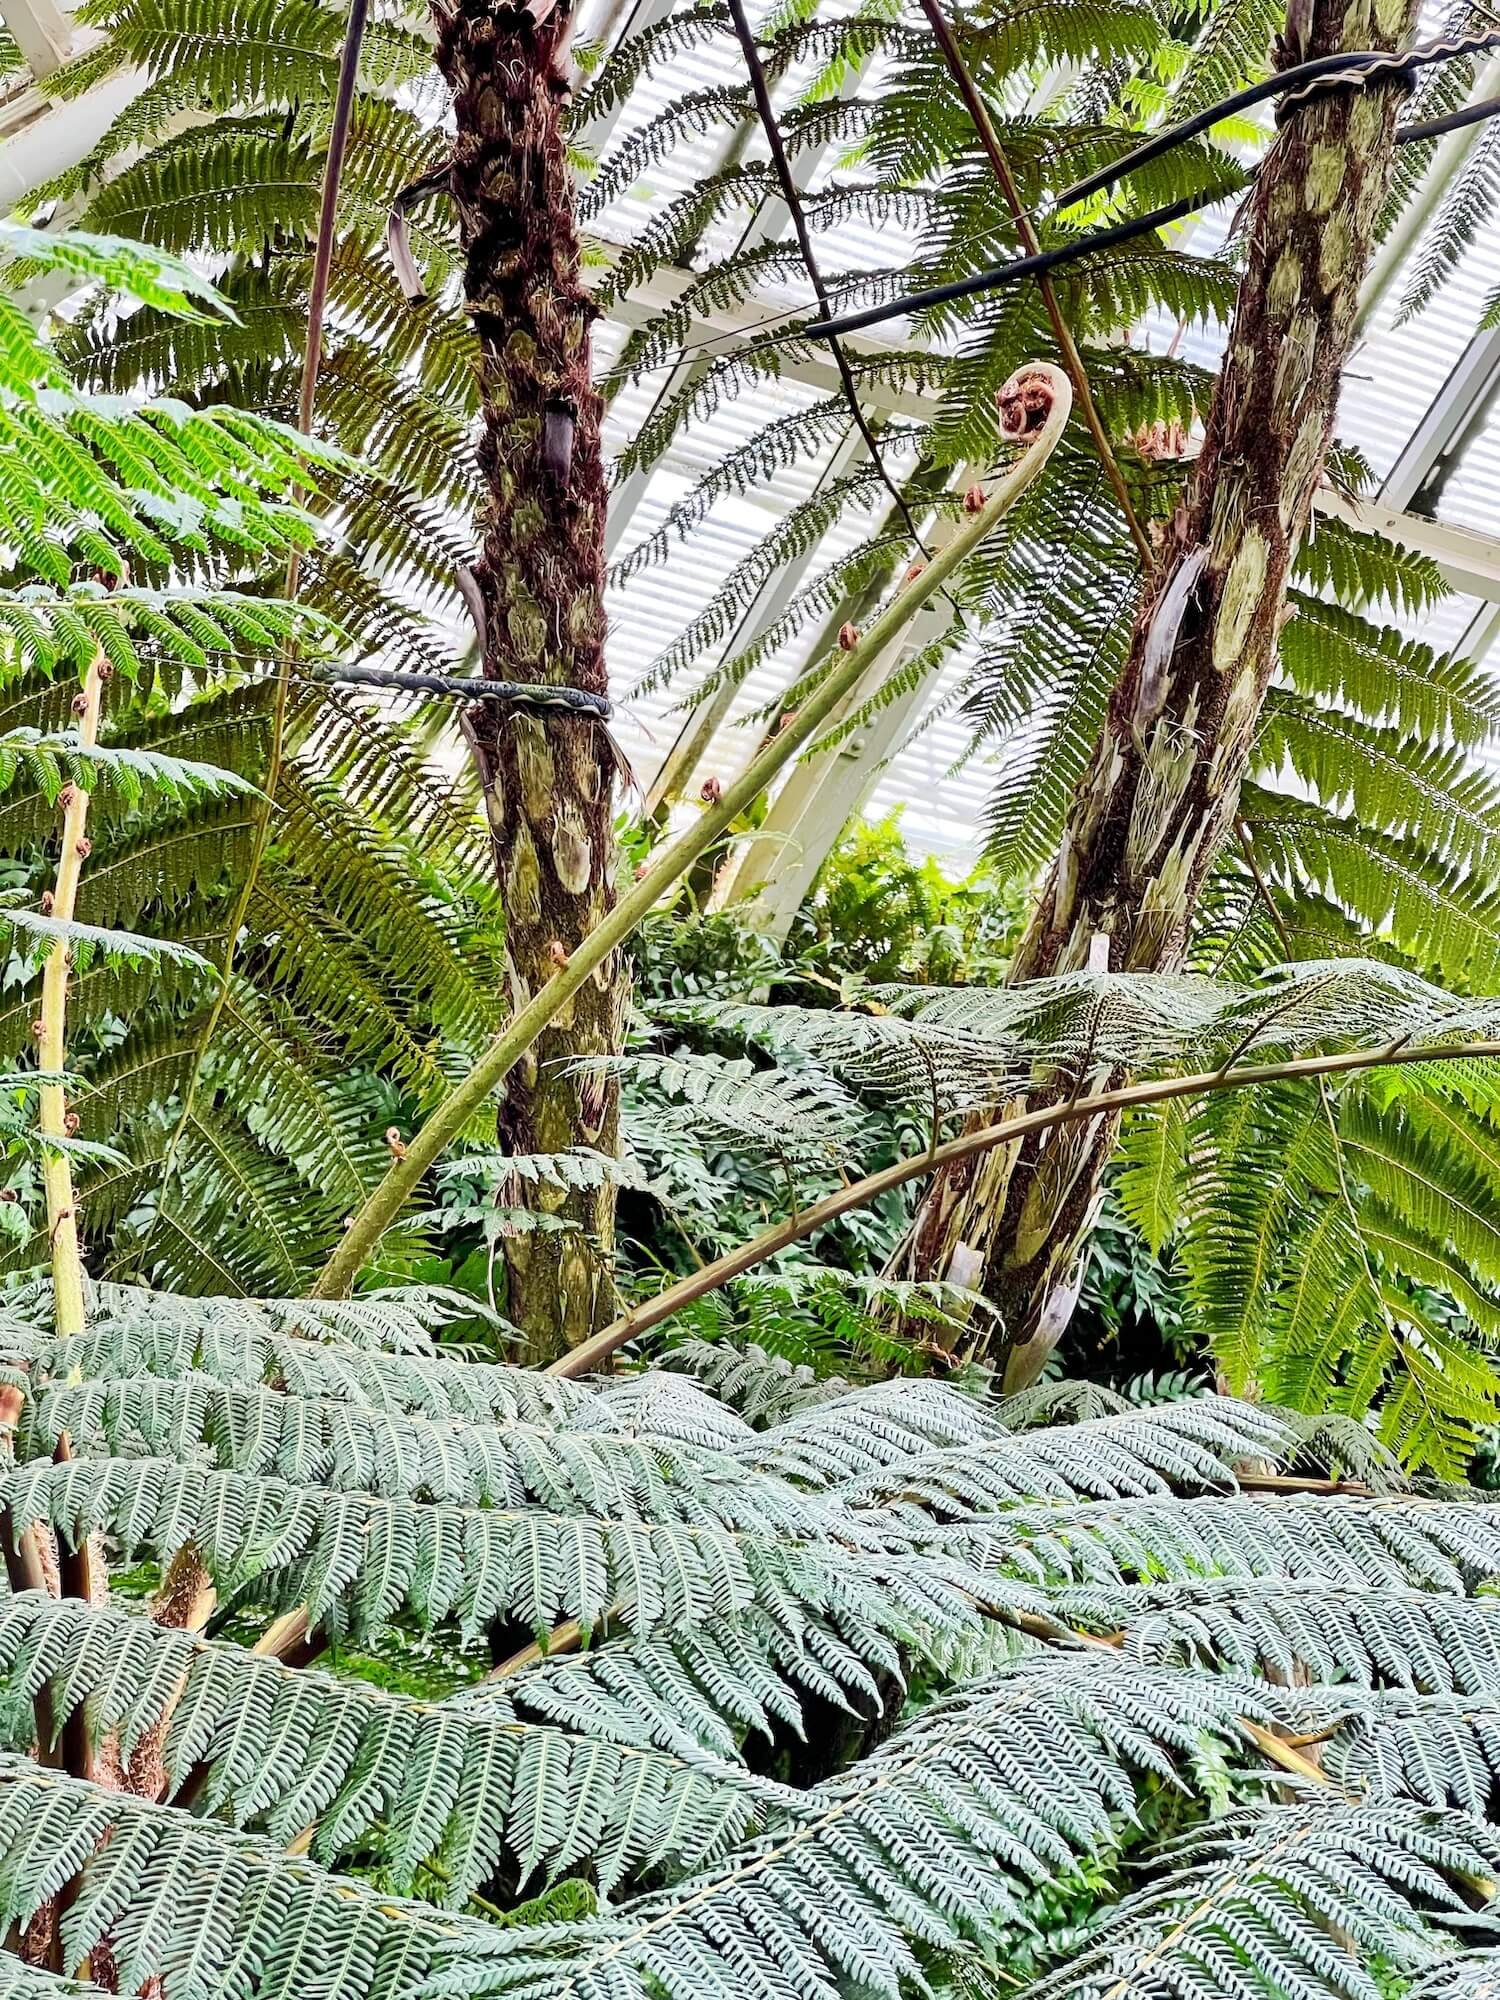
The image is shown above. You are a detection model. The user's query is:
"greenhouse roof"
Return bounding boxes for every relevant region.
[3,0,1499,866]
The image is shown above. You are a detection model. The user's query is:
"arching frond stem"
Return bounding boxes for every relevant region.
[39,654,105,1340]
[916,0,1153,567]
[310,364,1076,1298]
[549,1035,1500,1377]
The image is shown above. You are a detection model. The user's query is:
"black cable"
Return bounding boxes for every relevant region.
[1055,58,1396,214]
[791,28,1500,350]
[310,662,612,719]
[1400,89,1500,141]
[797,193,1204,342]
[1057,24,1500,210]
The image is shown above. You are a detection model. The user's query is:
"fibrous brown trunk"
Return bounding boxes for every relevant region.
[895,0,1420,1388]
[435,0,627,1362]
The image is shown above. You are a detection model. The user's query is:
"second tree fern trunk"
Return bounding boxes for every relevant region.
[896,0,1420,1388]
[435,0,626,1360]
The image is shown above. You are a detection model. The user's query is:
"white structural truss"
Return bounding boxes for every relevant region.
[0,0,69,77]
[5,0,1500,886]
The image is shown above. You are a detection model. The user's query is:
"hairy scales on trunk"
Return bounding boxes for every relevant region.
[436,0,627,1360]
[895,0,1421,1389]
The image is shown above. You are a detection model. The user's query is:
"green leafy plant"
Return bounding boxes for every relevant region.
[784,813,1029,988]
[0,225,509,1300]
[569,957,1500,1472]
[0,1278,1498,1998]
[24,0,1500,1370]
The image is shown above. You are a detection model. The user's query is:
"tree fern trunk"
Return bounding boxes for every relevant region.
[894,0,1420,1389]
[435,0,625,1361]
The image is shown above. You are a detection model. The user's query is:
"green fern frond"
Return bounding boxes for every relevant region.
[0,589,334,682]
[60,0,425,112]
[472,1660,1364,2000]
[38,1280,485,1355]
[1163,0,1281,110]
[571,0,731,133]
[479,1599,889,1759]
[669,528,911,716]
[0,1756,514,2000]
[1256,689,1500,881]
[1341,1093,1500,1296]
[1396,119,1500,322]
[630,497,906,704]
[644,1270,971,1377]
[962,0,1168,74]
[0,903,213,975]
[1279,594,1500,746]
[28,1372,828,1522]
[0,1591,774,1898]
[1412,1954,1500,1999]
[1021,1800,1495,2000]
[1058,1576,1500,1689]
[676,958,1500,1124]
[610,1049,863,1164]
[839,1396,1298,1515]
[962,454,1139,882]
[1294,512,1448,613]
[79,117,318,257]
[611,402,861,577]
[737,1374,1009,1487]
[0,729,254,813]
[994,1379,1138,1426]
[1240,785,1500,989]
[0,218,224,319]
[31,1306,580,1421]
[0,1454,981,1649]
[656,1339,843,1428]
[1115,1099,1191,1257]
[956,1490,1500,1601]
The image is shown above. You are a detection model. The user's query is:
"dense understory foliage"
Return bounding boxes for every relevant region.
[1,4,1500,1992]
[0,229,507,1302]
[2,0,1495,1427]
[0,1283,1496,2000]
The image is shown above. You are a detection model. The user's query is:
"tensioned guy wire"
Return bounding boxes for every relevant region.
[1059,23,1500,206]
[796,193,1209,342]
[785,23,1500,348]
[308,663,612,719]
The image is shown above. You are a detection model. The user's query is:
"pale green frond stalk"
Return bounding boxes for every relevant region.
[551,1036,1500,1378]
[311,365,1075,1299]
[38,655,106,1340]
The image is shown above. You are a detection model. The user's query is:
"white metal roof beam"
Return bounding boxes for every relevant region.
[1379,319,1500,512]
[0,0,72,78]
[717,465,980,932]
[604,52,870,557]
[612,259,1500,604]
[1456,596,1500,668]
[642,418,869,811]
[1316,485,1500,602]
